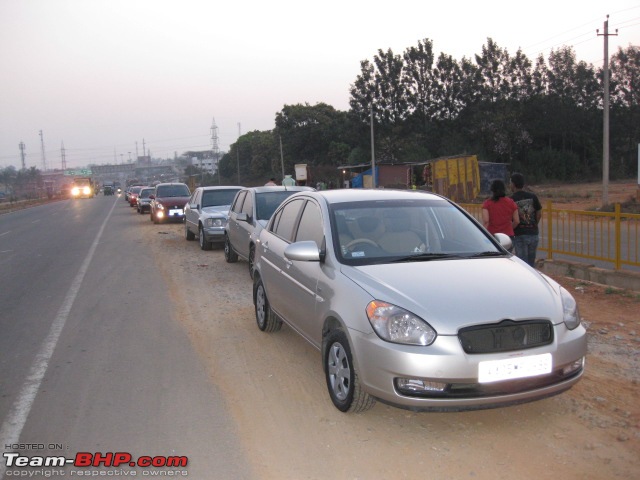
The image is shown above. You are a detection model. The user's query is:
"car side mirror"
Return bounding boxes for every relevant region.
[284,241,321,262]
[494,233,513,251]
[236,212,249,223]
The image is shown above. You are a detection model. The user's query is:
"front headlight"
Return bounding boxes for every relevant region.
[82,186,91,195]
[560,286,581,330]
[366,300,436,346]
[71,187,80,196]
[156,203,165,210]
[205,218,225,228]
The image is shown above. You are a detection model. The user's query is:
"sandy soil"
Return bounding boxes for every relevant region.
[139,204,639,480]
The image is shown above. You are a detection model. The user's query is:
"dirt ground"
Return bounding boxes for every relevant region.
[138,183,639,480]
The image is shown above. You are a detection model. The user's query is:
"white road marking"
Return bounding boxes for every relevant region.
[0,200,117,480]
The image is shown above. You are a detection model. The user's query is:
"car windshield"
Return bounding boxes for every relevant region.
[130,186,142,194]
[255,191,299,221]
[139,189,153,198]
[156,185,190,197]
[202,189,241,208]
[330,198,502,266]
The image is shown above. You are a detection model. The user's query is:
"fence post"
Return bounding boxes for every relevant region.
[615,203,621,269]
[546,200,553,260]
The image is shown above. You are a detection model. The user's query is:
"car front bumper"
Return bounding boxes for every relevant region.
[203,226,226,244]
[349,324,587,411]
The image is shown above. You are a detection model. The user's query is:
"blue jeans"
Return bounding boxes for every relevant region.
[513,235,539,267]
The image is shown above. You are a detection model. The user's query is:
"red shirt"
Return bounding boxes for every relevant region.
[482,196,518,236]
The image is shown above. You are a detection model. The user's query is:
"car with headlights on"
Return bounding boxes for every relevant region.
[127,185,144,207]
[252,189,587,413]
[224,185,314,276]
[184,186,243,250]
[149,183,191,224]
[136,187,154,214]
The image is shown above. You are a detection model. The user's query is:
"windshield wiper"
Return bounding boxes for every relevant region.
[468,251,505,258]
[389,253,463,263]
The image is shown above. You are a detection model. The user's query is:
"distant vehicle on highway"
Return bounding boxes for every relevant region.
[184,186,243,250]
[71,177,94,199]
[149,183,191,224]
[136,187,155,214]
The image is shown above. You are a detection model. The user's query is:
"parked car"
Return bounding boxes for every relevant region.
[149,183,191,224]
[136,187,155,214]
[224,186,314,276]
[252,189,587,413]
[127,185,144,207]
[184,186,244,250]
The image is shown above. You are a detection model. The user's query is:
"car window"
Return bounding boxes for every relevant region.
[202,189,241,207]
[231,191,246,213]
[255,191,299,221]
[295,201,324,246]
[240,192,253,216]
[272,199,305,241]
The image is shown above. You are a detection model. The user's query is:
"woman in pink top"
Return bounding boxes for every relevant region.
[482,179,519,238]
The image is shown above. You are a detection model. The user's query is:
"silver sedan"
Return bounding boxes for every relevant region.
[252,189,587,413]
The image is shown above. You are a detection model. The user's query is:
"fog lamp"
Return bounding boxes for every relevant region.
[396,378,447,395]
[562,357,584,376]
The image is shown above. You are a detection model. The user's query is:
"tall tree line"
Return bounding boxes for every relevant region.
[221,38,639,185]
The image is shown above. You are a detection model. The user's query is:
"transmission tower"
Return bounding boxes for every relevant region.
[210,117,220,184]
[61,142,67,171]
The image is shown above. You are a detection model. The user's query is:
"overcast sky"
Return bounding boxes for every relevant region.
[1,0,638,170]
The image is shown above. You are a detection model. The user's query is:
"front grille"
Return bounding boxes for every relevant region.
[458,320,553,354]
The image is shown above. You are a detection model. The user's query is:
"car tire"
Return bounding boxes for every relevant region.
[185,222,195,241]
[254,276,282,332]
[153,212,159,224]
[199,226,211,251]
[248,245,255,278]
[224,235,238,263]
[324,330,375,413]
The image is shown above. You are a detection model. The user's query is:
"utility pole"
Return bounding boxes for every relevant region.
[210,117,220,184]
[279,135,285,180]
[19,142,26,170]
[39,130,47,172]
[370,105,376,189]
[237,122,241,184]
[598,15,618,207]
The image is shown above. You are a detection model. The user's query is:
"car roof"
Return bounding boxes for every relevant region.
[198,186,244,191]
[155,182,188,187]
[243,186,315,194]
[288,188,448,205]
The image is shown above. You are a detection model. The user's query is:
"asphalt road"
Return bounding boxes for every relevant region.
[0,196,251,479]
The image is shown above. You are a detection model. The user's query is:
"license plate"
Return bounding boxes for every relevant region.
[478,353,552,383]
[169,209,182,216]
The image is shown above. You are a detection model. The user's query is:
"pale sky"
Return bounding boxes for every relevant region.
[1,0,638,170]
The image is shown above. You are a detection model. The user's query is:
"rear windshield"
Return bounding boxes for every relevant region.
[255,191,300,221]
[202,189,241,207]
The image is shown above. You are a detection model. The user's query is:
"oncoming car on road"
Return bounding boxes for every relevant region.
[184,186,243,250]
[252,189,587,413]
[150,183,191,224]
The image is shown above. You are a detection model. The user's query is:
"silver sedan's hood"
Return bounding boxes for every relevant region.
[342,258,562,335]
[202,205,230,217]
